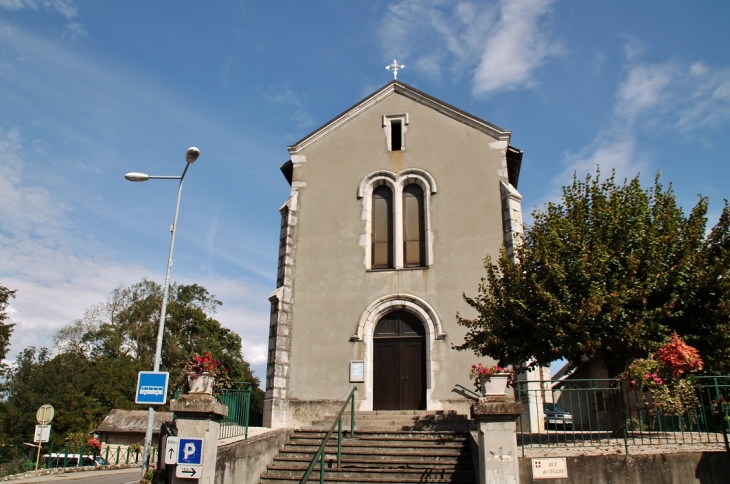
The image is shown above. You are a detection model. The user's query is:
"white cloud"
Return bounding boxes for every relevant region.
[246,343,267,366]
[62,22,88,41]
[0,0,77,18]
[615,58,730,132]
[473,0,558,95]
[379,0,559,96]
[0,127,147,357]
[550,47,730,199]
[616,63,674,120]
[557,136,644,189]
[0,128,67,239]
[263,85,316,133]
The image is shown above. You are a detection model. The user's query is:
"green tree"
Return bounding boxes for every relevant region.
[0,284,16,370]
[0,279,264,450]
[680,202,730,375]
[456,170,730,376]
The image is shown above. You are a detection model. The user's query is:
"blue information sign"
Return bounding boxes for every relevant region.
[135,371,169,405]
[177,438,204,466]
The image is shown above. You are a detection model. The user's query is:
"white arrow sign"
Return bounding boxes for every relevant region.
[176,465,202,479]
[164,436,179,465]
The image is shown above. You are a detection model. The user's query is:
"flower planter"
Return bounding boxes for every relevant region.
[187,372,215,395]
[480,373,510,396]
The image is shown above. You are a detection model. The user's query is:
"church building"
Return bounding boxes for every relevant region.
[264,79,524,428]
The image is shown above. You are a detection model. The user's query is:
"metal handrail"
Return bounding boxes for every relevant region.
[455,383,480,400]
[299,387,357,484]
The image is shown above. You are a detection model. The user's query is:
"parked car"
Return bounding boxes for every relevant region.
[40,453,105,468]
[544,403,573,430]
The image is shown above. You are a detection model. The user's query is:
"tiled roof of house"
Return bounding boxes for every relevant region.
[95,409,173,433]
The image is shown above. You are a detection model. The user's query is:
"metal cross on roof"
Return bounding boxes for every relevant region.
[386,59,405,80]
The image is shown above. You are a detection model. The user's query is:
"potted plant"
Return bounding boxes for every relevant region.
[184,351,231,395]
[623,333,704,421]
[470,363,515,396]
[129,443,142,462]
[87,437,102,458]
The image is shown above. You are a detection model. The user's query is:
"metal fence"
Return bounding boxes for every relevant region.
[218,381,252,440]
[36,444,158,469]
[516,376,730,455]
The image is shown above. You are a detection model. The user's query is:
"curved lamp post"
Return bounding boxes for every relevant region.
[125,147,201,476]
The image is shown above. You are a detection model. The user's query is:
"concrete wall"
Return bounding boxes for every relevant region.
[215,429,291,484]
[518,453,730,484]
[266,84,518,427]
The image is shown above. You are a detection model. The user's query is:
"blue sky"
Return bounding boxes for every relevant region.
[1,0,729,381]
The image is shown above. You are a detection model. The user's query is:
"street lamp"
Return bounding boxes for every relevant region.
[125,146,201,476]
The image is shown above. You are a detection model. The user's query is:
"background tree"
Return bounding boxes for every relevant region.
[0,279,264,455]
[0,284,16,374]
[456,170,730,376]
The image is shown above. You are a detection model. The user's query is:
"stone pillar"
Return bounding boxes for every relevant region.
[471,398,523,484]
[170,394,228,484]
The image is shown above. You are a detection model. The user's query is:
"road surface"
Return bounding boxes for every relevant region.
[10,468,141,484]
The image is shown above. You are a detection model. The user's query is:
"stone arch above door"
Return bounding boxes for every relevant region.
[350,294,445,343]
[352,294,445,411]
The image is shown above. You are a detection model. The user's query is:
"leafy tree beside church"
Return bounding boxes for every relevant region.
[456,170,730,376]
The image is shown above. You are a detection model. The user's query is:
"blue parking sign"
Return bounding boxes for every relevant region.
[178,438,204,465]
[135,371,169,405]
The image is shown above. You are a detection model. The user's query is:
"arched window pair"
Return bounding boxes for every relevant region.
[359,169,436,270]
[372,185,425,269]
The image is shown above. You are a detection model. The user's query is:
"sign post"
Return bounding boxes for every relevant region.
[34,404,54,471]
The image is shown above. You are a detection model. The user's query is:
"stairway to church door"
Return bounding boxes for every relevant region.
[373,311,426,410]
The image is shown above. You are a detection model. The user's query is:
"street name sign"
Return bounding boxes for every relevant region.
[164,436,179,465]
[532,457,568,479]
[176,465,202,479]
[135,371,169,405]
[33,425,51,443]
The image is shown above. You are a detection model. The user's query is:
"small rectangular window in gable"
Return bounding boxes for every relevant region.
[391,121,402,151]
[383,114,408,152]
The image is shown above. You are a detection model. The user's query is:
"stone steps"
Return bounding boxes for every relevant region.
[305,410,473,432]
[260,415,476,484]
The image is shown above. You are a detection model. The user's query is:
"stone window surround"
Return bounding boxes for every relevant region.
[358,168,437,270]
[350,293,446,411]
[383,113,409,151]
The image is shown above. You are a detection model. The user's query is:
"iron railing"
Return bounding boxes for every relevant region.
[218,381,252,440]
[299,387,357,484]
[37,444,157,468]
[516,376,730,456]
[454,383,480,400]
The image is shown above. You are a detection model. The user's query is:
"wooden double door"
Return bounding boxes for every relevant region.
[373,311,426,410]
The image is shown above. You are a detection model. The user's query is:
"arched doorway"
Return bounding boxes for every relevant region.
[373,311,426,410]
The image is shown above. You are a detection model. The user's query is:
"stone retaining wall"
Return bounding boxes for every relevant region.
[215,429,291,484]
[518,452,730,483]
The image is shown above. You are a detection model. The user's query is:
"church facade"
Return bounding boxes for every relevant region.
[264,80,524,428]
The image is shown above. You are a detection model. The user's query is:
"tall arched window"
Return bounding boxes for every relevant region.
[359,169,436,270]
[403,184,425,267]
[372,185,394,269]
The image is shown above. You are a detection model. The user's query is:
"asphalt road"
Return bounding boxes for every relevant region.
[10,468,141,484]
